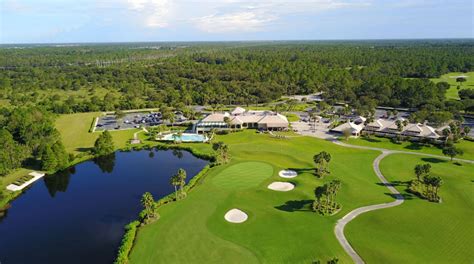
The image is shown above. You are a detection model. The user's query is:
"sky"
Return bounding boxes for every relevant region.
[0,0,473,44]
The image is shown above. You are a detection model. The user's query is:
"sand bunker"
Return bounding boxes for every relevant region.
[224,209,248,223]
[267,182,295,192]
[279,170,298,178]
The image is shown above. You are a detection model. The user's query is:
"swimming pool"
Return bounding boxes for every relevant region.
[162,133,208,142]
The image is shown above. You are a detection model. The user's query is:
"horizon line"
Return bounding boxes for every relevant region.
[1,37,473,46]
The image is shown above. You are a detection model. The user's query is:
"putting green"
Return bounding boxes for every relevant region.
[212,162,274,189]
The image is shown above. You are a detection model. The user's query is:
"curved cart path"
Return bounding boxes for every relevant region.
[332,140,474,164]
[331,140,473,263]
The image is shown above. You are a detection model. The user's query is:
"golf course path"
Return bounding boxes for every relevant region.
[334,150,403,264]
[331,140,473,263]
[332,140,474,164]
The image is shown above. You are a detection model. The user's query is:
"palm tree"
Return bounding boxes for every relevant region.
[414,164,423,181]
[224,116,232,131]
[431,176,443,198]
[170,174,181,200]
[141,192,158,222]
[177,168,187,198]
[313,151,331,178]
[395,120,404,132]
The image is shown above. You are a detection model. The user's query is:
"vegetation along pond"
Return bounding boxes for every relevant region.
[0,149,208,264]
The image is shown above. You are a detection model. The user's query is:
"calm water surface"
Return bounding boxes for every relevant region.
[0,149,208,264]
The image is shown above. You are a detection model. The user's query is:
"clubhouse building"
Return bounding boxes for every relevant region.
[195,107,289,133]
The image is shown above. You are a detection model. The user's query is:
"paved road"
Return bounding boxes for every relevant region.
[331,140,473,264]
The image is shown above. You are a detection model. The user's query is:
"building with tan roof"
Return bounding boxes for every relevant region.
[361,118,440,140]
[195,107,289,133]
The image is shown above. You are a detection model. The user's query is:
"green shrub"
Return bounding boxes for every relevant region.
[114,220,140,264]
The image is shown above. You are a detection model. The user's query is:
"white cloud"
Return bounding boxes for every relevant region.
[196,11,277,33]
[125,0,173,28]
[193,0,370,33]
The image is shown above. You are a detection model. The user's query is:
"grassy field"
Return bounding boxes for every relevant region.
[430,71,474,100]
[345,154,474,263]
[130,130,394,263]
[345,136,474,160]
[55,112,138,154]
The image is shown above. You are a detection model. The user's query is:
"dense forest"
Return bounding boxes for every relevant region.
[1,40,473,115]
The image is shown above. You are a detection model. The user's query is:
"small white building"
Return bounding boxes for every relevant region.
[331,121,364,136]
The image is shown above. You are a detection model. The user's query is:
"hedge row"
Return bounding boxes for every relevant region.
[113,220,140,264]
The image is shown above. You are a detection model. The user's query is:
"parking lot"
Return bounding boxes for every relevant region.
[95,112,188,131]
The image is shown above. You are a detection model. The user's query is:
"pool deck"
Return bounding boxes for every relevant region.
[6,171,46,192]
[158,132,208,143]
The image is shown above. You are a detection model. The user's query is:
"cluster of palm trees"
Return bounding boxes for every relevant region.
[170,168,187,201]
[312,179,342,215]
[410,163,443,202]
[313,151,331,178]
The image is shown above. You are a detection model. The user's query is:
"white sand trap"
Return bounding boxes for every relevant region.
[268,181,295,192]
[224,209,248,223]
[279,170,298,178]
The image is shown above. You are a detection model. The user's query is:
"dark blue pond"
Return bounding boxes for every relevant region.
[0,149,208,264]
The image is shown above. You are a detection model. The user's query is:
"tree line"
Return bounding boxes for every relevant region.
[1,40,472,117]
[0,107,70,176]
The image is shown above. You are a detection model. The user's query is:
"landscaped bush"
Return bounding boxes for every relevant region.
[408,178,443,203]
[114,220,140,264]
[217,130,229,135]
[154,144,216,162]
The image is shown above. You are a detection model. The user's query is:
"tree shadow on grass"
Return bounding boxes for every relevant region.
[376,180,416,200]
[421,157,447,163]
[376,180,409,188]
[384,192,414,200]
[21,157,42,171]
[75,147,92,153]
[404,143,423,151]
[275,200,313,212]
[361,137,381,143]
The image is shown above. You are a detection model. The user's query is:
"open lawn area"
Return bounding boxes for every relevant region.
[130,130,394,263]
[430,71,474,100]
[55,112,138,155]
[345,136,474,161]
[345,154,474,263]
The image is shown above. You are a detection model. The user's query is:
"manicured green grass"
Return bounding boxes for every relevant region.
[130,130,393,263]
[212,162,274,189]
[55,112,138,154]
[345,136,474,160]
[345,154,474,263]
[430,71,474,100]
